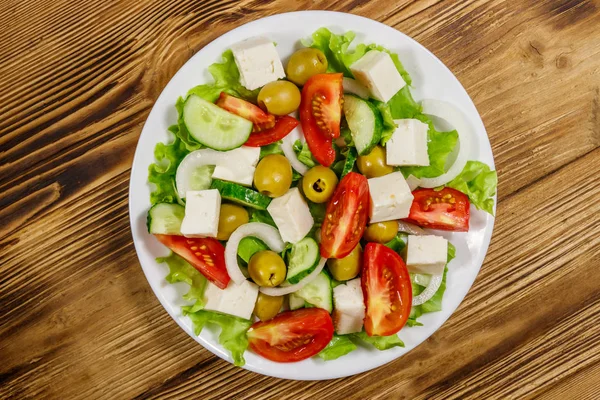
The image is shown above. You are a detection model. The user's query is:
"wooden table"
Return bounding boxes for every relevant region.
[1,0,599,398]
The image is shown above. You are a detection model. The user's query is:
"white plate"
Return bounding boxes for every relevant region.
[129,11,496,380]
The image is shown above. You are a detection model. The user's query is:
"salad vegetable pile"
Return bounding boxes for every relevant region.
[147,28,497,365]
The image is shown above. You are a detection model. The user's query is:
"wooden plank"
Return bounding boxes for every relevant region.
[0,0,599,398]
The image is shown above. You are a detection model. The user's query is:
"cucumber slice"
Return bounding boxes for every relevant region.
[147,203,185,234]
[210,179,272,210]
[343,94,383,156]
[183,94,253,151]
[341,147,358,178]
[238,237,268,263]
[294,271,333,313]
[288,293,305,310]
[286,237,320,284]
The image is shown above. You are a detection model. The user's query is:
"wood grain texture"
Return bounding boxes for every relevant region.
[1,0,599,399]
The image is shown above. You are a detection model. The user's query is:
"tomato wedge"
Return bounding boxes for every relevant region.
[299,73,343,166]
[243,115,299,147]
[320,172,370,259]
[216,92,275,132]
[362,243,412,336]
[155,234,230,289]
[405,187,470,231]
[247,308,334,362]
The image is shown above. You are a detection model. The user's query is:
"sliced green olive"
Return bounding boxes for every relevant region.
[356,145,394,178]
[363,220,399,244]
[248,250,287,287]
[217,204,249,240]
[301,166,339,203]
[286,48,328,86]
[257,80,301,116]
[253,293,284,321]
[327,244,362,281]
[254,154,292,198]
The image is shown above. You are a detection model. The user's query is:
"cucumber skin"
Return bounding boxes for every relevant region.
[341,147,358,178]
[286,238,320,284]
[210,179,272,210]
[147,203,185,235]
[183,95,252,151]
[344,94,383,156]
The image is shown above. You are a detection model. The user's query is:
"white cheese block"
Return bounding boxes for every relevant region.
[212,146,261,186]
[267,187,314,243]
[406,235,448,276]
[203,280,259,320]
[367,172,414,223]
[349,50,406,103]
[386,119,430,166]
[180,189,221,238]
[333,278,365,335]
[230,37,285,91]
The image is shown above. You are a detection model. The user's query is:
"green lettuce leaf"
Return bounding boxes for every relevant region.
[182,309,252,366]
[248,209,277,227]
[259,141,284,158]
[187,49,259,103]
[353,331,405,350]
[148,137,187,205]
[400,115,459,179]
[318,334,357,361]
[157,252,207,313]
[384,233,408,254]
[387,86,422,120]
[293,139,317,167]
[447,161,498,215]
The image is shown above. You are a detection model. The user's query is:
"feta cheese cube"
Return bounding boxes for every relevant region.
[367,172,414,223]
[333,278,365,335]
[230,37,285,90]
[386,119,430,166]
[350,50,406,103]
[203,280,259,320]
[212,146,261,186]
[267,188,314,243]
[180,189,221,238]
[406,235,448,276]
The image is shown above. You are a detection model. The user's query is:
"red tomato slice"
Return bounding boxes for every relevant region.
[405,187,470,231]
[362,243,412,336]
[216,92,275,132]
[243,116,299,147]
[155,234,230,289]
[299,73,343,166]
[247,308,334,363]
[320,172,370,259]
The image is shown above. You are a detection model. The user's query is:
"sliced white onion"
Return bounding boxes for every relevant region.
[343,77,370,99]
[412,273,443,306]
[259,257,327,296]
[419,99,473,188]
[225,222,285,285]
[281,125,309,175]
[405,174,421,191]
[397,221,426,236]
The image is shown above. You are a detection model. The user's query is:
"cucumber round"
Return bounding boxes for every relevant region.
[286,237,320,284]
[183,94,253,151]
[294,271,333,313]
[288,293,306,310]
[147,203,185,234]
[210,179,271,210]
[343,94,383,156]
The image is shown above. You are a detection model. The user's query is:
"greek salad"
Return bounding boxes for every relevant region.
[147,28,497,365]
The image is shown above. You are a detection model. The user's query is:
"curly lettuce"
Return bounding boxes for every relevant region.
[447,161,498,215]
[157,252,207,313]
[148,137,187,206]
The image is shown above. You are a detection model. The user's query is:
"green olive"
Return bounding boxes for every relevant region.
[257,80,301,116]
[356,145,394,178]
[248,250,287,287]
[301,166,339,203]
[253,293,284,321]
[327,244,362,281]
[216,204,249,240]
[286,48,328,86]
[363,220,399,244]
[254,154,292,198]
